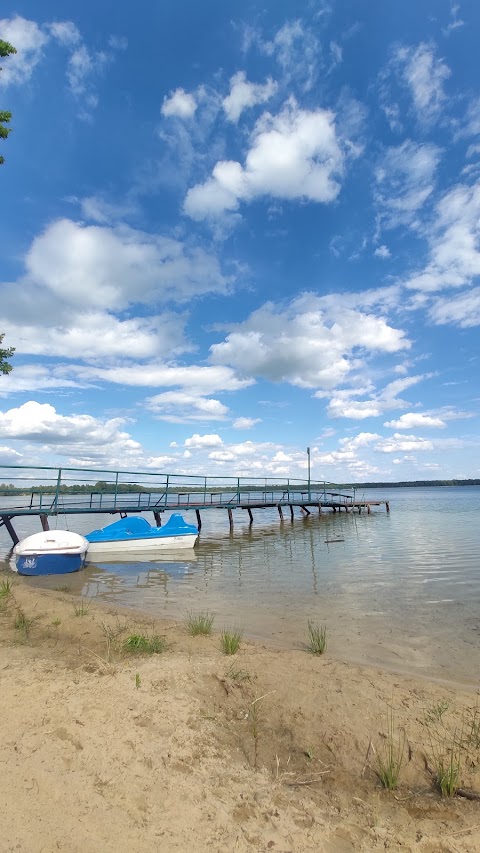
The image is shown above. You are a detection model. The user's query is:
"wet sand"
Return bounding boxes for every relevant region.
[0,572,479,852]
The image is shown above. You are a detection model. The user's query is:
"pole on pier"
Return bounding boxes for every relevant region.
[153,512,162,527]
[247,508,253,525]
[40,514,49,531]
[307,446,311,501]
[277,504,283,521]
[289,505,294,521]
[195,509,202,531]
[227,507,233,531]
[386,501,390,513]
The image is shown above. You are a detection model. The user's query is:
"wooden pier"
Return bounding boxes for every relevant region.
[0,465,389,545]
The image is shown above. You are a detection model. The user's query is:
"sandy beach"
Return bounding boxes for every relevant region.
[0,572,479,853]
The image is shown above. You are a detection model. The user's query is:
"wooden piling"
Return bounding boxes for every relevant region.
[227,507,233,531]
[1,516,19,546]
[277,504,283,521]
[153,512,162,527]
[40,514,50,531]
[247,507,253,525]
[195,509,202,531]
[289,505,294,521]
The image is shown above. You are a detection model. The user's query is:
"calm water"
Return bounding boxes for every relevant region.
[2,487,479,684]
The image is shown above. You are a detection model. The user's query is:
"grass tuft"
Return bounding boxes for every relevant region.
[123,633,168,655]
[135,672,141,689]
[0,579,12,599]
[14,607,32,640]
[220,627,243,655]
[376,704,405,790]
[185,610,215,636]
[73,599,90,617]
[306,621,327,655]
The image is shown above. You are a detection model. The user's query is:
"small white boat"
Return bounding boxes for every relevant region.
[85,513,198,558]
[14,530,89,576]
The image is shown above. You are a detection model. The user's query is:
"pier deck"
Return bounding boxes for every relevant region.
[0,465,389,545]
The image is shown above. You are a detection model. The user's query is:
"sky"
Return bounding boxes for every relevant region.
[0,0,479,484]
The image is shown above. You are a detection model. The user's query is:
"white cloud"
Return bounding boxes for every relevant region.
[376,432,434,453]
[232,417,261,429]
[397,42,451,123]
[375,140,441,229]
[184,434,223,448]
[429,287,480,327]
[184,99,344,220]
[374,245,391,259]
[326,375,428,419]
[8,217,229,310]
[264,20,320,91]
[48,21,81,46]
[0,15,48,86]
[0,402,144,468]
[70,363,252,393]
[384,413,445,429]
[404,182,480,292]
[161,88,197,118]
[146,392,229,423]
[223,71,277,123]
[210,293,409,391]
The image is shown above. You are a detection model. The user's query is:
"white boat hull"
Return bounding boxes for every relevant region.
[86,532,198,558]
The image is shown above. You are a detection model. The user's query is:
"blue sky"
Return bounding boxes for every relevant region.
[0,0,479,482]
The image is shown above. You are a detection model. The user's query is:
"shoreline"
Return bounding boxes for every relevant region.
[1,573,479,852]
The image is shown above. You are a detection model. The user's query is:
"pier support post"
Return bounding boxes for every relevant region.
[247,507,253,525]
[195,509,202,531]
[367,505,371,514]
[386,501,390,513]
[289,505,294,521]
[227,507,233,531]
[318,504,322,514]
[153,512,162,527]
[277,504,283,521]
[40,514,50,531]
[1,516,19,546]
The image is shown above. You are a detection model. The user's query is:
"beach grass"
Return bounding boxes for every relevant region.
[73,599,90,617]
[123,633,168,655]
[220,627,243,655]
[185,610,215,636]
[14,607,32,640]
[306,621,327,655]
[376,704,405,790]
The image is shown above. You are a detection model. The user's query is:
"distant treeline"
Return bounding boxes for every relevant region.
[0,478,479,497]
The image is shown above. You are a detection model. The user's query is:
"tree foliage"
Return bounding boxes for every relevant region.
[0,334,14,374]
[0,39,16,165]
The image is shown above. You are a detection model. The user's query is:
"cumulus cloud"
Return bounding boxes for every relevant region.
[374,245,391,259]
[326,375,428,419]
[146,392,229,423]
[210,293,409,390]
[184,433,223,448]
[184,99,344,220]
[161,87,197,118]
[376,432,434,453]
[222,71,277,123]
[232,417,261,429]
[384,413,445,429]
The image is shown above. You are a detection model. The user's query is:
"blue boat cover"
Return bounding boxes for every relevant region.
[86,513,198,543]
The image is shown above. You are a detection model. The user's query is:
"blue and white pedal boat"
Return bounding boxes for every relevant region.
[85,513,198,559]
[14,530,88,576]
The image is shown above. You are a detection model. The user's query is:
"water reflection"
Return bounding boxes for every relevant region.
[2,488,480,682]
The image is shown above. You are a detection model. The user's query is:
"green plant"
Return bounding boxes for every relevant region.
[73,599,90,617]
[306,621,327,655]
[226,664,252,682]
[376,705,405,790]
[425,700,450,724]
[55,585,71,592]
[436,742,461,797]
[51,617,61,627]
[185,610,214,636]
[14,608,32,639]
[135,672,141,689]
[0,578,12,598]
[220,627,243,655]
[465,696,480,749]
[424,707,463,797]
[123,633,167,655]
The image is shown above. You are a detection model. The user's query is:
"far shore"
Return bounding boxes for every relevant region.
[0,572,479,852]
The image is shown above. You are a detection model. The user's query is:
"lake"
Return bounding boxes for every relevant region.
[2,486,479,685]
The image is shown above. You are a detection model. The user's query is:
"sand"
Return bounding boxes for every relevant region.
[0,573,479,853]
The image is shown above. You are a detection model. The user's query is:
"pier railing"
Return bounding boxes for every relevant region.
[0,464,357,514]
